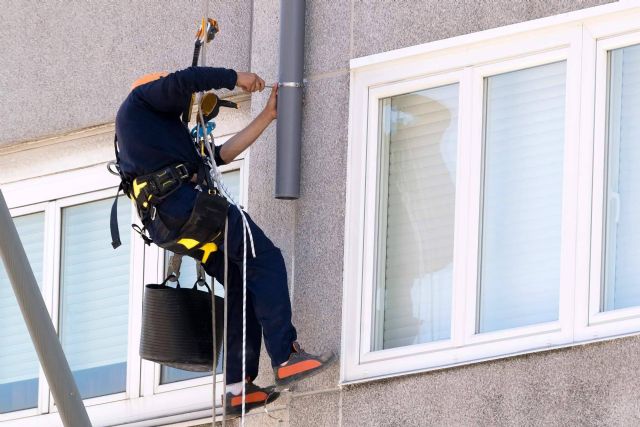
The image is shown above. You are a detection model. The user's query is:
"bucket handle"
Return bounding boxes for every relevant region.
[159,274,212,294]
[159,274,181,288]
[194,278,212,294]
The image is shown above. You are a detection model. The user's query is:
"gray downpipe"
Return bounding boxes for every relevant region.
[0,190,91,426]
[275,0,306,199]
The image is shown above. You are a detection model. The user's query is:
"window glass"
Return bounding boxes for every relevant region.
[479,61,566,332]
[0,213,44,413]
[161,169,240,383]
[374,84,458,350]
[59,197,130,399]
[603,44,640,311]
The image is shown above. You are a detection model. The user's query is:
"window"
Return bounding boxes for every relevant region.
[1,153,246,424]
[585,28,640,340]
[374,84,458,351]
[343,3,640,383]
[59,197,131,399]
[0,212,44,414]
[602,44,640,312]
[479,62,565,333]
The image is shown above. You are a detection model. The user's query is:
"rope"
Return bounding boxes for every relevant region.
[211,258,217,425]
[193,13,256,422]
[241,193,247,426]
[195,84,255,427]
[222,217,229,426]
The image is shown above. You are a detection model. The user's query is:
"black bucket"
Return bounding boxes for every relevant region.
[140,276,223,372]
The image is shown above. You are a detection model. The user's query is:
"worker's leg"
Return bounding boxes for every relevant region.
[206,207,297,367]
[207,207,333,391]
[204,250,262,383]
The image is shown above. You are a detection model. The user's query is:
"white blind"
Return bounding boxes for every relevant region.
[479,61,566,332]
[0,213,44,413]
[604,44,640,311]
[376,84,458,351]
[60,197,130,398]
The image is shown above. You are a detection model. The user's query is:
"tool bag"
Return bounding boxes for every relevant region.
[140,275,224,371]
[143,189,229,264]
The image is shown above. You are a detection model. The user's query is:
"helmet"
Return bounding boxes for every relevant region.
[130,72,169,90]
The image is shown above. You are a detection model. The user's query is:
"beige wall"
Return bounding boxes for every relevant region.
[0,0,253,146]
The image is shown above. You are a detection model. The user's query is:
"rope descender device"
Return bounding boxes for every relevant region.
[182,18,220,125]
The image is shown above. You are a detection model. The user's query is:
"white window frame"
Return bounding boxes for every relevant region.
[578,28,640,341]
[1,140,248,424]
[342,2,640,384]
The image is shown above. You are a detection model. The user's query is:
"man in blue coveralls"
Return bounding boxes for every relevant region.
[115,67,334,415]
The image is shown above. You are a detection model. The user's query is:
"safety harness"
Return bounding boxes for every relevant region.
[108,135,229,265]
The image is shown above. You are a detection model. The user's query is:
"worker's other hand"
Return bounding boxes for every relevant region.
[236,72,265,93]
[262,84,278,121]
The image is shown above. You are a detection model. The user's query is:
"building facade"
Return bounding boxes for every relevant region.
[3,1,640,426]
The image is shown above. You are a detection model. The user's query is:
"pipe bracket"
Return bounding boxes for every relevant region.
[278,81,305,88]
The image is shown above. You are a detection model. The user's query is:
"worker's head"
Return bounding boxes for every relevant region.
[130,72,169,91]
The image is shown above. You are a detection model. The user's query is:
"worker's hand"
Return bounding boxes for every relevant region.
[262,84,278,121]
[236,72,265,93]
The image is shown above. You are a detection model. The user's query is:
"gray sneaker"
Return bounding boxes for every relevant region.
[224,382,279,418]
[273,342,336,387]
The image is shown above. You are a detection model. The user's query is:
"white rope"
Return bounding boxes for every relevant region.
[221,217,229,426]
[196,94,255,427]
[241,195,247,426]
[192,15,255,422]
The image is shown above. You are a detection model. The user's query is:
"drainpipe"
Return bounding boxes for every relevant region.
[0,190,91,427]
[275,0,306,199]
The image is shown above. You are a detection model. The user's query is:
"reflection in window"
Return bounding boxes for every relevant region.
[374,84,458,350]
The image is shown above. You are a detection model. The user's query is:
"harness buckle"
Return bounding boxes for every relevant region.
[175,164,190,180]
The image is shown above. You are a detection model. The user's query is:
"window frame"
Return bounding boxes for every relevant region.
[581,30,640,340]
[342,2,640,385]
[360,71,467,365]
[1,148,247,424]
[50,188,142,411]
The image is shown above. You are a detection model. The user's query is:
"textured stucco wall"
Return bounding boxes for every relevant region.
[0,0,252,146]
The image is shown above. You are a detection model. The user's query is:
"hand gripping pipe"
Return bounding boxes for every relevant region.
[275,0,306,199]
[0,190,91,426]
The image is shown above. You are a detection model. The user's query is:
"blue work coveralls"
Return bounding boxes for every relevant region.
[115,67,297,382]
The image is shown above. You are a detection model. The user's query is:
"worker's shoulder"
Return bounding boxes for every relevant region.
[115,90,148,121]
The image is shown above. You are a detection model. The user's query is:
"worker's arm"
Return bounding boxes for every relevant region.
[219,85,278,164]
[133,67,265,114]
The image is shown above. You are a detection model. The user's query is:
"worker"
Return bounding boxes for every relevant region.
[114,67,334,415]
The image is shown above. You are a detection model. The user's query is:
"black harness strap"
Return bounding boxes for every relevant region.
[110,184,123,249]
[110,136,127,249]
